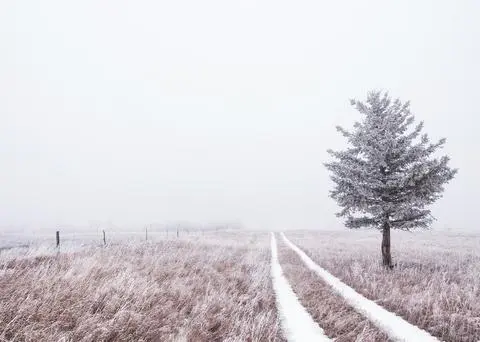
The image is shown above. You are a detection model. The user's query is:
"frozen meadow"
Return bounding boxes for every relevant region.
[0,229,479,341]
[0,231,283,341]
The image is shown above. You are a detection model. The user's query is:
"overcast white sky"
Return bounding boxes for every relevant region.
[1,0,479,231]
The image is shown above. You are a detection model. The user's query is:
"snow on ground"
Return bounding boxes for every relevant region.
[281,233,440,342]
[270,233,331,342]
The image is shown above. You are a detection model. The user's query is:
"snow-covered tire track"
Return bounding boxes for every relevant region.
[277,243,390,341]
[281,233,440,342]
[270,233,331,342]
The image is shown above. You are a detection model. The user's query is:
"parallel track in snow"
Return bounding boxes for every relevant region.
[270,233,332,342]
[281,232,440,342]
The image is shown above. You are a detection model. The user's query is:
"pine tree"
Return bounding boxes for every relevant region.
[325,91,457,268]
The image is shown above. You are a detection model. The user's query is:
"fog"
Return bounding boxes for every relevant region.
[1,1,478,232]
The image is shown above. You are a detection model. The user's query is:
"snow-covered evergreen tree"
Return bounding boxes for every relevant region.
[325,91,457,268]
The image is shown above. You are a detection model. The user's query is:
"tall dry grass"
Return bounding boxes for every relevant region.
[0,234,283,341]
[286,230,480,342]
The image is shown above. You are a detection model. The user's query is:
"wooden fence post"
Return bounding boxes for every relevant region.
[103,230,106,246]
[176,226,179,238]
[145,226,148,241]
[56,231,60,248]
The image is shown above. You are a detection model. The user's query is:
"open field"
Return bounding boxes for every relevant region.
[285,229,480,342]
[1,229,479,341]
[0,232,283,342]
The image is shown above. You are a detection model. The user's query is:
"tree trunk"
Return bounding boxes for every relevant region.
[381,222,393,269]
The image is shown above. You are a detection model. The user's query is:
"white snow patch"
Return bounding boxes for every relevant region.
[281,233,441,342]
[270,233,331,342]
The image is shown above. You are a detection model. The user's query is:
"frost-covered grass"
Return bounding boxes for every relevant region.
[3,228,473,341]
[0,232,283,341]
[285,229,480,342]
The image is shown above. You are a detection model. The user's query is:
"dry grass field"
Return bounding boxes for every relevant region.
[0,232,283,342]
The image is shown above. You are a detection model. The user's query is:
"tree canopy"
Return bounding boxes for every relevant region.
[326,91,457,231]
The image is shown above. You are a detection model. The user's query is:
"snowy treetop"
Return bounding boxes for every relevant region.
[326,91,457,230]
